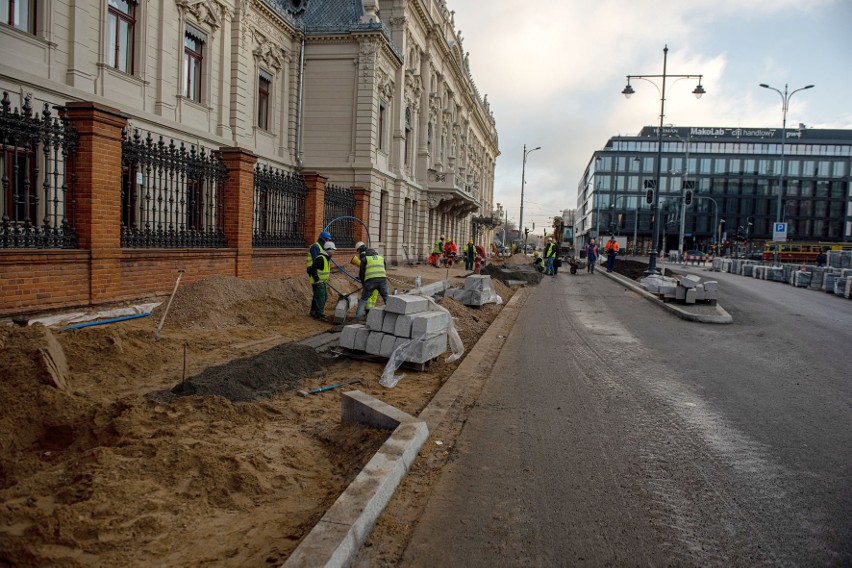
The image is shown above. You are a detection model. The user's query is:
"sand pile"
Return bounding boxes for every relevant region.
[501,253,532,266]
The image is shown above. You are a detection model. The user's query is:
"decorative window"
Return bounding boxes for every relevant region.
[107,0,136,74]
[378,101,386,150]
[1,0,35,33]
[404,107,411,165]
[257,72,271,130]
[183,26,205,102]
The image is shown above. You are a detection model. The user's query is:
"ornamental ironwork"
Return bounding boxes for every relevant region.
[253,164,307,248]
[0,92,78,249]
[323,183,355,248]
[120,129,227,248]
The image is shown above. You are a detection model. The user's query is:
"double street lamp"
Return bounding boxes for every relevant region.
[519,144,541,241]
[759,82,814,265]
[622,45,705,275]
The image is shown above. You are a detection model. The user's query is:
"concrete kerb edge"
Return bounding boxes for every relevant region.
[282,286,530,567]
[282,391,428,568]
[599,269,733,324]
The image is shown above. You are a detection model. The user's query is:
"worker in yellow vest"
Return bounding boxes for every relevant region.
[544,238,557,275]
[308,241,335,320]
[350,249,378,312]
[306,230,332,268]
[354,241,389,319]
[463,239,476,270]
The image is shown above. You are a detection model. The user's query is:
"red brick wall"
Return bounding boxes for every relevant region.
[0,102,375,319]
[0,251,91,316]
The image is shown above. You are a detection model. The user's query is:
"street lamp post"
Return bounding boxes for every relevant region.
[519,144,541,240]
[622,45,705,275]
[759,82,814,265]
[719,219,726,256]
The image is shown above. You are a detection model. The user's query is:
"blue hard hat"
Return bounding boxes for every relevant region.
[319,231,332,240]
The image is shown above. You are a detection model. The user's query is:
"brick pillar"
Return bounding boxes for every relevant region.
[220,147,257,278]
[64,102,128,305]
[352,185,371,243]
[302,172,327,246]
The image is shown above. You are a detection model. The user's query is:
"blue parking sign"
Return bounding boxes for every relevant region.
[773,222,787,242]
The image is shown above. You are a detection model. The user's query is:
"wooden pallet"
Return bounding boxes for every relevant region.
[335,347,437,372]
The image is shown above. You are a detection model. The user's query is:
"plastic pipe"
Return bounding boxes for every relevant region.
[63,312,152,330]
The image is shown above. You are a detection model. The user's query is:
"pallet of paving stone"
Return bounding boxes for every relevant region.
[335,347,438,372]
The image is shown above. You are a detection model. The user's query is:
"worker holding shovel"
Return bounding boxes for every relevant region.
[308,241,336,320]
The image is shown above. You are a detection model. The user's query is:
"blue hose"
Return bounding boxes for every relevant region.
[324,215,370,283]
[63,312,152,330]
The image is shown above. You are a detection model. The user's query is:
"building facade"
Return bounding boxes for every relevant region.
[0,0,499,262]
[0,0,500,316]
[577,126,852,255]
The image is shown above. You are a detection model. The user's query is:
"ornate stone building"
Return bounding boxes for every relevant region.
[0,0,500,264]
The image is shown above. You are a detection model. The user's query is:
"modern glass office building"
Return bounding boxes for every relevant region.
[576,126,852,254]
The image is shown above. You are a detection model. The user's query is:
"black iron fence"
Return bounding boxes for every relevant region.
[252,164,307,248]
[323,183,355,248]
[121,129,227,248]
[0,92,78,249]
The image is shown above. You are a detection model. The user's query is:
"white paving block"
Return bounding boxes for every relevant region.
[685,288,697,304]
[394,314,414,338]
[676,286,686,301]
[380,334,399,358]
[366,307,385,331]
[382,312,399,334]
[366,331,385,356]
[403,333,448,364]
[410,310,451,337]
[385,294,430,315]
[339,324,364,350]
[703,281,718,292]
[354,327,371,351]
[680,274,701,289]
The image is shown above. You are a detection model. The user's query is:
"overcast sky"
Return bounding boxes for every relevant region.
[451,0,852,233]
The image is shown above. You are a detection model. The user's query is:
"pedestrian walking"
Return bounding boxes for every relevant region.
[355,242,390,319]
[605,235,620,273]
[308,241,336,320]
[816,249,827,267]
[587,238,598,273]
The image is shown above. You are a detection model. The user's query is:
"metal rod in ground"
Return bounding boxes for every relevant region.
[155,269,186,341]
[298,379,361,397]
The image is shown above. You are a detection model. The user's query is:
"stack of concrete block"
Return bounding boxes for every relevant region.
[444,275,502,307]
[845,278,852,299]
[824,272,837,293]
[741,264,756,277]
[792,270,812,288]
[643,274,718,305]
[828,251,852,269]
[339,294,450,365]
[808,268,826,290]
[767,267,785,282]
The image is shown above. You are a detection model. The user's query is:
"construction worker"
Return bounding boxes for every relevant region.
[463,239,476,271]
[474,243,486,275]
[431,235,445,267]
[544,237,557,275]
[444,238,458,267]
[605,235,620,272]
[355,242,389,319]
[308,241,336,320]
[532,250,545,273]
[307,230,332,268]
[350,244,379,312]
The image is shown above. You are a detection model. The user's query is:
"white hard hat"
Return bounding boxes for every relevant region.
[323,241,337,251]
[355,241,366,251]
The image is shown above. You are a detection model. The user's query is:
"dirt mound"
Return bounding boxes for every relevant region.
[153,343,326,403]
[497,253,530,266]
[438,296,503,347]
[154,275,312,330]
[613,259,679,281]
[481,263,543,285]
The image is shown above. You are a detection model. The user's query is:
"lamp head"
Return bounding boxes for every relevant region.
[621,83,635,99]
[692,83,706,99]
[759,83,770,89]
[803,84,814,90]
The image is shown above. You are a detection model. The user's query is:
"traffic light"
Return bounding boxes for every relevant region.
[684,190,693,206]
[643,179,655,204]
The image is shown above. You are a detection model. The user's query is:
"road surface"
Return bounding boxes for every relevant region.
[400,266,852,566]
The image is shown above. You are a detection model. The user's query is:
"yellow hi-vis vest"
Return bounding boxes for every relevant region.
[363,255,387,281]
[545,243,556,258]
[433,240,444,254]
[310,254,330,285]
[306,241,321,267]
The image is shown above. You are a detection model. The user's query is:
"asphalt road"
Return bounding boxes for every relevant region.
[401,266,852,566]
